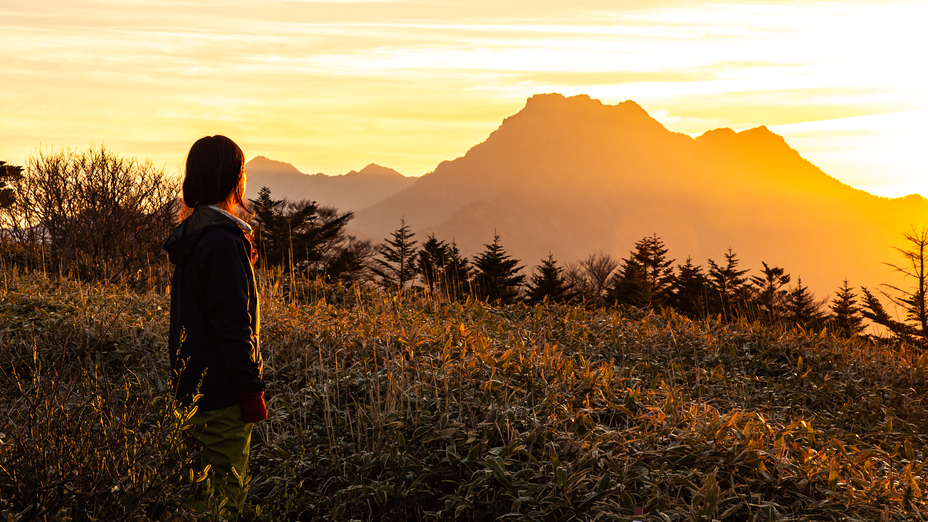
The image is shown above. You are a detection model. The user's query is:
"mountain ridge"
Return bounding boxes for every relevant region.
[245,93,926,297]
[347,93,926,297]
[244,157,415,213]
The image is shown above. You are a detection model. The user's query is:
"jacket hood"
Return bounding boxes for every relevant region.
[164,206,249,266]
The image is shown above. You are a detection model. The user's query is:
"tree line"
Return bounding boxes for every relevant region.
[2,147,927,347]
[368,225,843,330]
[247,184,928,346]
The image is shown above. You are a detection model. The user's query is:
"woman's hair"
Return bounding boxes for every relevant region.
[182,135,249,212]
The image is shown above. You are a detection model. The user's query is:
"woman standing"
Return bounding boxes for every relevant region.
[164,135,267,514]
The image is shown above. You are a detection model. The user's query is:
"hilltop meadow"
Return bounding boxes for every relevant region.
[3,146,928,521]
[2,262,928,521]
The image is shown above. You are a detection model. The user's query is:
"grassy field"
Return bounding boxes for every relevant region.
[2,265,928,521]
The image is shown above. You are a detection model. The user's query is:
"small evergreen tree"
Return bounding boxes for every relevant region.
[670,256,710,318]
[708,249,750,320]
[372,217,418,291]
[785,278,824,330]
[525,253,573,304]
[860,287,917,342]
[250,186,354,274]
[607,257,650,308]
[829,279,865,338]
[442,241,471,301]
[750,262,791,323]
[608,234,675,308]
[417,235,449,295]
[250,187,287,261]
[890,228,928,338]
[320,235,373,283]
[861,228,928,346]
[472,233,525,304]
[315,208,369,280]
[635,234,676,302]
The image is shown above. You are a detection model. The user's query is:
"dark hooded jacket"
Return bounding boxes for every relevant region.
[164,205,264,411]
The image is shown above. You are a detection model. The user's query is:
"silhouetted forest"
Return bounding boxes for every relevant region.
[244,185,923,346]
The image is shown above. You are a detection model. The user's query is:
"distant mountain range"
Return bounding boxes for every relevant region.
[244,156,415,213]
[247,93,928,297]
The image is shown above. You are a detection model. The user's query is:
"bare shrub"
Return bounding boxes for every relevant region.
[565,251,618,304]
[0,145,180,284]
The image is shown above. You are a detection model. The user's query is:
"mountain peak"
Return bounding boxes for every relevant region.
[245,155,303,176]
[696,127,737,141]
[524,92,599,108]
[245,158,414,211]
[696,125,794,156]
[738,125,788,147]
[520,93,652,121]
[346,163,406,177]
[479,93,670,156]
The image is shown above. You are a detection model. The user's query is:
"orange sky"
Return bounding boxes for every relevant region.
[1,0,925,197]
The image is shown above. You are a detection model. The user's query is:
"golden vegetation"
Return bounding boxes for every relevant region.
[2,265,928,520]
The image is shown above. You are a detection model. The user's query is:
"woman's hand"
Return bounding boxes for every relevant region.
[239,391,268,423]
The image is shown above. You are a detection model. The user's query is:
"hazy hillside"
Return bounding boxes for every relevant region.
[244,156,415,213]
[350,93,928,298]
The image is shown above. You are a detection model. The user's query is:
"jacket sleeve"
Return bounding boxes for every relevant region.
[199,227,264,393]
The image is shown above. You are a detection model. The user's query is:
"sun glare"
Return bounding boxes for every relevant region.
[772,110,928,198]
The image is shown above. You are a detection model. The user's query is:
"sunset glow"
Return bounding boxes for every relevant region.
[1,0,925,197]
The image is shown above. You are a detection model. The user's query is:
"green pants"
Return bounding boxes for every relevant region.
[184,404,253,514]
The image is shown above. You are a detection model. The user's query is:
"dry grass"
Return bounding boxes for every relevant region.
[0,265,195,521]
[2,266,928,520]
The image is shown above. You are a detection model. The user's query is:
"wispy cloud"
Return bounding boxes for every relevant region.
[0,0,924,191]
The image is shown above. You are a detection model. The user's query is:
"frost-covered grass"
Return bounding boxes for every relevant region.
[2,266,928,520]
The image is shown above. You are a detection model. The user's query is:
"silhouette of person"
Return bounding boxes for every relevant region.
[164,135,267,514]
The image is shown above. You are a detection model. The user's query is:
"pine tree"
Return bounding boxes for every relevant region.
[786,278,824,330]
[883,227,928,342]
[525,253,574,304]
[634,234,675,302]
[890,228,928,338]
[417,235,449,295]
[607,257,650,308]
[750,261,791,323]
[250,186,354,273]
[860,287,916,342]
[708,249,750,320]
[608,234,675,308]
[670,256,710,318]
[250,187,287,262]
[322,245,366,281]
[861,227,928,346]
[472,233,525,304]
[443,241,471,301]
[372,217,418,291]
[829,279,865,338]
